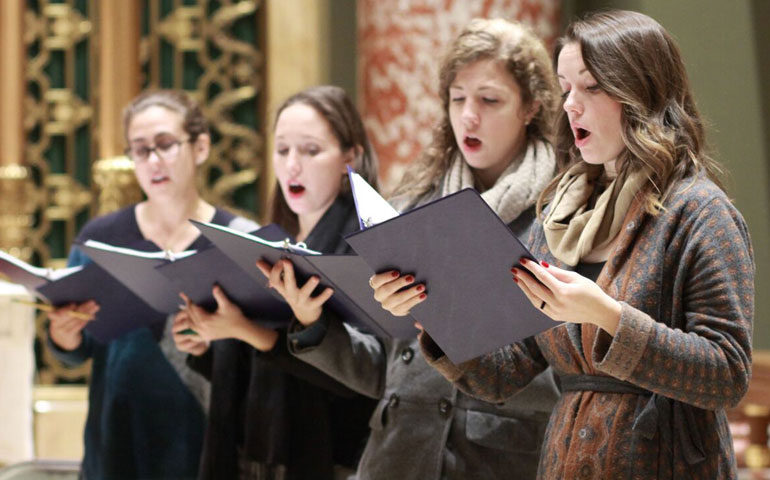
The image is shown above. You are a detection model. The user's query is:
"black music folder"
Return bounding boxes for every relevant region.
[36,262,166,343]
[191,220,416,339]
[1,247,164,342]
[344,188,557,364]
[0,249,81,291]
[154,223,293,328]
[78,240,193,314]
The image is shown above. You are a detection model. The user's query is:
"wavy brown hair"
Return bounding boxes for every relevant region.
[269,85,379,236]
[391,18,559,201]
[537,9,724,217]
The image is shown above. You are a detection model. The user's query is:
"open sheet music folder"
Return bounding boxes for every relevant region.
[1,246,165,343]
[36,261,165,343]
[155,223,295,328]
[344,187,558,364]
[79,224,296,330]
[191,220,416,339]
[78,240,195,314]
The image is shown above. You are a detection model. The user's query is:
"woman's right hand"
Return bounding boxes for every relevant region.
[47,301,99,351]
[172,309,210,356]
[370,270,426,317]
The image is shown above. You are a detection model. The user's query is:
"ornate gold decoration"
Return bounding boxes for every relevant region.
[0,165,38,260]
[18,0,265,384]
[93,157,143,215]
[142,0,265,220]
[25,0,96,383]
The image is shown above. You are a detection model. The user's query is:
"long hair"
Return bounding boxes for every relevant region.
[392,18,559,200]
[123,90,209,142]
[269,85,379,236]
[537,9,724,217]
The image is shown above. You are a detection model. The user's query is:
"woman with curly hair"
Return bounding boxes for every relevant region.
[286,18,562,479]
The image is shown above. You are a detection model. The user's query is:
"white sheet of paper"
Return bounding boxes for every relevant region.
[348,168,399,228]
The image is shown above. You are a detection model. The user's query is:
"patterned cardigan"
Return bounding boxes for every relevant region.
[421,175,754,479]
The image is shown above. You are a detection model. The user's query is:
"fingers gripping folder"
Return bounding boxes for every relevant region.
[345,168,557,363]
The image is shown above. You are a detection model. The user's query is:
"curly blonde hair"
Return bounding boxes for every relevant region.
[537,10,724,217]
[391,18,559,200]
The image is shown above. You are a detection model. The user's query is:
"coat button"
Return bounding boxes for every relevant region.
[388,393,400,409]
[438,398,451,416]
[578,428,587,439]
[401,347,414,363]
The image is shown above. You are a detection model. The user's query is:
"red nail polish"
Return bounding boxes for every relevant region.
[405,275,415,283]
[391,271,399,278]
[419,293,427,300]
[511,267,517,274]
[541,261,550,268]
[416,285,425,292]
[513,277,519,283]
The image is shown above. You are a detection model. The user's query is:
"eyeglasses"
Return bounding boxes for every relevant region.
[125,137,190,163]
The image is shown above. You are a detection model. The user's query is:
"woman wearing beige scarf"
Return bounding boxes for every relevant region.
[422,10,754,479]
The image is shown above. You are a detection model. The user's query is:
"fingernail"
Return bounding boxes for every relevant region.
[511,267,518,275]
[416,285,425,292]
[520,257,529,264]
[419,293,427,300]
[391,271,399,278]
[541,261,550,268]
[513,277,519,284]
[405,275,415,283]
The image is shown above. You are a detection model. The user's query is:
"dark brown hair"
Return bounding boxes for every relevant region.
[269,85,379,236]
[392,18,559,200]
[538,9,723,216]
[122,89,209,142]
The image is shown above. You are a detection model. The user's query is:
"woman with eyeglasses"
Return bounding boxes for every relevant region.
[46,90,257,480]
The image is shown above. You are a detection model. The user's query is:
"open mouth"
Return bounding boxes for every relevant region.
[464,136,482,148]
[288,183,305,195]
[575,128,591,141]
[151,174,169,184]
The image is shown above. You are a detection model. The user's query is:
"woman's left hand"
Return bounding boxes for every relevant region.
[256,259,333,326]
[512,258,621,336]
[180,288,250,342]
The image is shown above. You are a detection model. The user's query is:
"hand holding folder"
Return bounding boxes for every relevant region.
[0,246,166,343]
[344,170,558,364]
[191,220,416,339]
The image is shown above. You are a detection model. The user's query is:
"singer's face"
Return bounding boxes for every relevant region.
[273,103,353,220]
[127,106,201,201]
[448,58,535,189]
[557,42,625,175]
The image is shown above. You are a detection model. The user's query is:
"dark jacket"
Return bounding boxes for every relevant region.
[190,195,376,480]
[49,205,239,480]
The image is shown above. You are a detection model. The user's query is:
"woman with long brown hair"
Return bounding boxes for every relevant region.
[174,85,378,480]
[422,10,754,478]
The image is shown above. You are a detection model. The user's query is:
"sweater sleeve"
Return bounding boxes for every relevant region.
[592,196,754,409]
[419,330,550,404]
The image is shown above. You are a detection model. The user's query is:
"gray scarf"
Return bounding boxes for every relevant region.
[439,139,555,223]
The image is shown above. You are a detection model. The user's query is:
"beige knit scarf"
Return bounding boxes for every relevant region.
[440,139,556,224]
[543,162,649,266]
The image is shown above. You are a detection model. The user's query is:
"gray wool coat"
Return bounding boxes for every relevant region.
[289,207,561,480]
